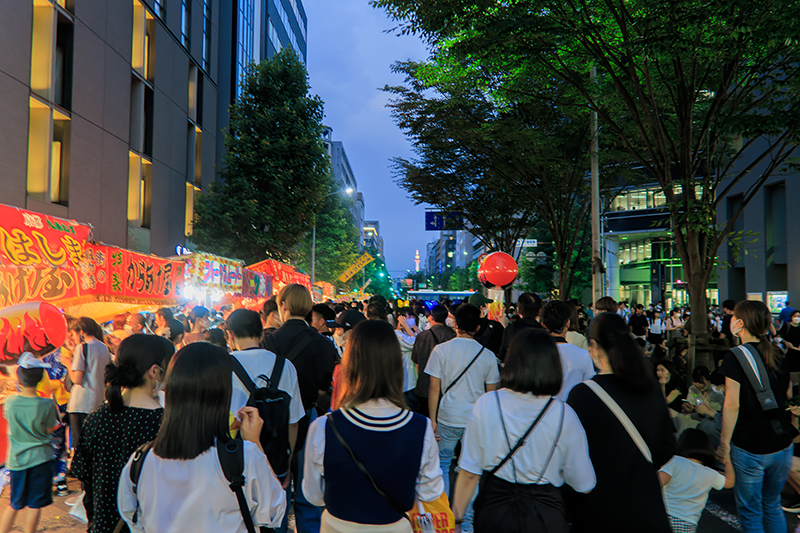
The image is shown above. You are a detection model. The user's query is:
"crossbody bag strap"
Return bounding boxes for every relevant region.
[732,345,770,391]
[494,392,518,482]
[536,402,565,484]
[326,413,411,523]
[443,346,485,396]
[583,380,652,463]
[285,331,315,363]
[490,397,554,476]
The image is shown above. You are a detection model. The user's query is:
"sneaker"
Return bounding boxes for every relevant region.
[782,501,800,513]
[54,481,69,497]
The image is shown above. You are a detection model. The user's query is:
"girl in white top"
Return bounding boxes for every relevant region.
[394,308,418,393]
[118,342,286,533]
[659,429,734,532]
[453,329,595,533]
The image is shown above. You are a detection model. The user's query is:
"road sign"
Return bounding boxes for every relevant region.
[516,239,538,248]
[525,251,535,262]
[425,212,464,231]
[337,253,374,283]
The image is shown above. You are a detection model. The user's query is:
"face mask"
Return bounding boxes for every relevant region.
[334,332,347,347]
[406,317,416,327]
[124,325,134,335]
[731,319,744,338]
[793,317,800,325]
[446,317,456,329]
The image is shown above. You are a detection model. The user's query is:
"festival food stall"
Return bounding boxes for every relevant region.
[179,251,245,306]
[313,281,336,302]
[246,259,311,296]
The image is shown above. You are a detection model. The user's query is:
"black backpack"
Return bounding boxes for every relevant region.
[230,353,293,478]
[121,439,258,533]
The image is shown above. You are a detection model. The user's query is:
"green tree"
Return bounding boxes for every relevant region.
[375,0,800,345]
[363,248,393,300]
[295,183,360,286]
[192,49,330,264]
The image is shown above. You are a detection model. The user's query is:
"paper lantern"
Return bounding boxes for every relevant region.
[0,302,67,362]
[478,252,518,289]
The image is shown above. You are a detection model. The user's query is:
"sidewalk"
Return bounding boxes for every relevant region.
[0,477,85,532]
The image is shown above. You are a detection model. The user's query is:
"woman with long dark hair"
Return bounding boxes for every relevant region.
[118,342,286,532]
[718,300,796,533]
[565,312,676,532]
[452,329,595,533]
[303,320,444,532]
[72,334,172,533]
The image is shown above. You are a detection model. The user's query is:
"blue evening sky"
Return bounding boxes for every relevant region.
[304,1,432,275]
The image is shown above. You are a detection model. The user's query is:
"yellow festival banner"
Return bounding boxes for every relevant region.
[337,253,374,283]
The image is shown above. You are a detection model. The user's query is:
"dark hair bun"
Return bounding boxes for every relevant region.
[105,362,143,389]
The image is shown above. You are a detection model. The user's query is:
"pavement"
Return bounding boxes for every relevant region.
[0,477,85,532]
[698,489,800,533]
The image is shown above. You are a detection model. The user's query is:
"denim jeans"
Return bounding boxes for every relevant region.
[293,408,322,533]
[730,443,793,533]
[438,422,474,532]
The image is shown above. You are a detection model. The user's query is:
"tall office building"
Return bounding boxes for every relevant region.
[322,126,366,247]
[0,0,218,257]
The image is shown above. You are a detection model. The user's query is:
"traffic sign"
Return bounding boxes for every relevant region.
[516,239,538,248]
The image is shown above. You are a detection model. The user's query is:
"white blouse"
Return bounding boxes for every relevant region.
[302,399,444,507]
[459,389,596,492]
[118,441,286,533]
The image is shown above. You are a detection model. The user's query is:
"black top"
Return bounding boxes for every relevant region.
[780,324,800,372]
[718,342,795,454]
[566,374,676,533]
[72,405,163,533]
[261,319,337,411]
[664,378,687,412]
[411,325,455,397]
[498,317,544,362]
[628,314,649,336]
[473,317,504,356]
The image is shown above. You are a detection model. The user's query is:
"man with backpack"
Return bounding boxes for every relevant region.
[227,309,305,533]
[261,284,337,533]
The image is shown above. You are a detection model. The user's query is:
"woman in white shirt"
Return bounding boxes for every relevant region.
[453,329,596,533]
[117,342,286,533]
[394,308,418,408]
[303,320,444,532]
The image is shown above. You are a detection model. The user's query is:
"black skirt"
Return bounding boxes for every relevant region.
[473,472,568,533]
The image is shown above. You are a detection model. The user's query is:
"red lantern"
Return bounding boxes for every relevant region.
[0,302,67,362]
[478,252,518,289]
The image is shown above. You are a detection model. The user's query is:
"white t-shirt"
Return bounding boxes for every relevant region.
[459,389,595,492]
[229,349,305,425]
[660,456,726,524]
[118,441,286,533]
[650,318,665,334]
[395,330,417,392]
[67,338,112,414]
[424,337,501,428]
[554,342,596,402]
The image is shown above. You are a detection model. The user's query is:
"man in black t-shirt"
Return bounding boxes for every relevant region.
[468,293,505,356]
[628,304,649,343]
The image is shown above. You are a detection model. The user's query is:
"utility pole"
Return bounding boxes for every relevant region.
[311,226,316,286]
[591,65,603,304]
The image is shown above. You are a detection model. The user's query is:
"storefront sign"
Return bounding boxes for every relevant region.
[0,205,92,269]
[184,252,244,293]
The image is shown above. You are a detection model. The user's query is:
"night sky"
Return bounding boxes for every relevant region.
[304,1,431,275]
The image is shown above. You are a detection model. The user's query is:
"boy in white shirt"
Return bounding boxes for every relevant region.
[541,301,596,402]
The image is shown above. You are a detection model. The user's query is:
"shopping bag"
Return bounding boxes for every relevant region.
[68,491,88,523]
[409,492,455,533]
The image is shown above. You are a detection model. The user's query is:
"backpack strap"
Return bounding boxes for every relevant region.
[443,346,485,396]
[326,413,411,523]
[217,440,257,533]
[124,440,155,528]
[268,355,286,393]
[732,344,772,395]
[283,330,316,363]
[230,354,258,400]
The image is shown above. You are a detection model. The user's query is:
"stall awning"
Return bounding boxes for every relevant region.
[246,259,311,294]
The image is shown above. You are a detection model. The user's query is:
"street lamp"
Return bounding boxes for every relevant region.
[311,187,353,285]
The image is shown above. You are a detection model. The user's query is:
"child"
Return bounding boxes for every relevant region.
[0,353,61,533]
[659,428,735,533]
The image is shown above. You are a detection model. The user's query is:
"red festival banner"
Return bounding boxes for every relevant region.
[246,259,311,294]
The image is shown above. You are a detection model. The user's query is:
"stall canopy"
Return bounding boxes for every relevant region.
[314,281,335,302]
[247,259,311,295]
[180,251,245,300]
[0,204,183,321]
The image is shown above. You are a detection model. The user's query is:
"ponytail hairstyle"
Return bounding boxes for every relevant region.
[733,300,781,372]
[105,334,172,413]
[588,312,658,393]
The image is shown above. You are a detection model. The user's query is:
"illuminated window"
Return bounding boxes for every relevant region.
[188,65,198,122]
[202,0,211,70]
[181,0,191,47]
[154,0,165,18]
[185,183,199,236]
[128,152,152,228]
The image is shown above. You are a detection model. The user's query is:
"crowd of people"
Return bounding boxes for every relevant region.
[2,286,800,533]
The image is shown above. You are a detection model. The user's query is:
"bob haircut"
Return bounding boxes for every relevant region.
[278,284,313,318]
[153,342,233,460]
[106,335,173,413]
[501,329,563,396]
[678,428,716,468]
[337,320,406,411]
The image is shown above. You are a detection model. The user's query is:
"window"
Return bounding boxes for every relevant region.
[202,0,211,70]
[268,19,281,54]
[154,0,165,18]
[181,0,191,47]
[272,0,304,61]
[128,152,152,228]
[187,124,202,187]
[236,0,255,98]
[188,65,198,122]
[185,183,199,236]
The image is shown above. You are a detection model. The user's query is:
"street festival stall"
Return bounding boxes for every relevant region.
[246,258,311,297]
[179,251,245,307]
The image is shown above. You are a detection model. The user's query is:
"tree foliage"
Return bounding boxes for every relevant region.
[192,50,330,264]
[375,0,800,334]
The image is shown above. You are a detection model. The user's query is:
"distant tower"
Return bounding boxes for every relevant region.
[414,250,421,272]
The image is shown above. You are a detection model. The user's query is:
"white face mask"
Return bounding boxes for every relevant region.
[446,317,456,329]
[793,316,800,325]
[731,319,744,338]
[334,332,347,347]
[406,317,416,327]
[124,325,135,335]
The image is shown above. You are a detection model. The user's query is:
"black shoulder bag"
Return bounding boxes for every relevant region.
[326,413,412,523]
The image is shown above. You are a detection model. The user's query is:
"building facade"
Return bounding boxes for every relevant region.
[363,220,383,255]
[322,127,365,247]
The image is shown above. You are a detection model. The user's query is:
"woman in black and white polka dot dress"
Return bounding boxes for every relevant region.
[72,334,173,533]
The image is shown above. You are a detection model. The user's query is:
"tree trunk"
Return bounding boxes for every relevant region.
[686,273,710,379]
